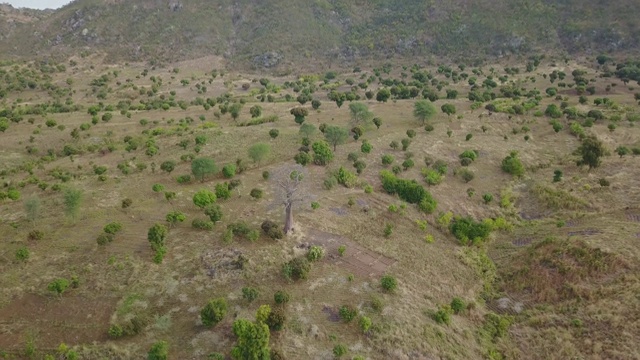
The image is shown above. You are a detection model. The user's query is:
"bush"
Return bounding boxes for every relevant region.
[381,154,394,166]
[501,151,525,176]
[380,275,397,293]
[96,233,114,245]
[205,204,223,222]
[215,183,231,200]
[266,307,286,331]
[152,183,165,192]
[459,150,478,161]
[200,298,228,326]
[380,170,437,213]
[148,341,169,360]
[422,168,443,186]
[103,222,122,235]
[482,193,493,204]
[312,141,334,165]
[333,344,347,357]
[432,308,451,325]
[108,324,124,338]
[450,216,492,245]
[48,278,70,296]
[323,176,338,190]
[335,167,358,188]
[192,219,214,230]
[262,171,270,180]
[274,290,290,304]
[459,168,475,183]
[282,257,311,281]
[250,188,264,199]
[294,151,312,166]
[339,305,358,322]
[15,247,30,261]
[192,189,217,209]
[307,245,325,262]
[222,164,237,178]
[450,297,466,314]
[359,316,372,333]
[176,174,192,184]
[242,287,259,302]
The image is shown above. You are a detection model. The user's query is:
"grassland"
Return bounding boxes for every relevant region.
[0,53,639,360]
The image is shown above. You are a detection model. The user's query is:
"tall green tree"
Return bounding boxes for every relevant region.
[323,126,349,151]
[413,100,437,125]
[577,135,606,170]
[348,102,373,127]
[191,157,218,182]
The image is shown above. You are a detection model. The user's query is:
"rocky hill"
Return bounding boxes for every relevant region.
[1,0,639,68]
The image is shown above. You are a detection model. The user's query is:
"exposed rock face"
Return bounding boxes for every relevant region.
[253,52,283,68]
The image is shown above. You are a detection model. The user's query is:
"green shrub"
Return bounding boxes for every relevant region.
[192,219,214,230]
[359,316,372,333]
[222,164,236,178]
[380,275,397,293]
[335,167,358,188]
[450,216,492,245]
[282,257,311,281]
[108,324,124,338]
[380,170,437,213]
[147,341,169,360]
[242,287,259,302]
[501,151,524,176]
[274,290,290,304]
[339,305,358,322]
[200,298,228,327]
[250,188,264,199]
[48,278,70,296]
[459,150,478,161]
[266,307,286,331]
[96,233,114,245]
[323,176,338,190]
[205,204,223,222]
[15,247,30,261]
[333,344,347,357]
[152,183,165,192]
[482,193,493,204]
[432,308,451,325]
[103,222,123,235]
[215,183,231,200]
[176,174,192,184]
[381,154,394,166]
[306,245,325,262]
[451,297,466,314]
[193,189,217,208]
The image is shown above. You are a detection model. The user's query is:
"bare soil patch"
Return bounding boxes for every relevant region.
[0,293,116,350]
[305,229,396,278]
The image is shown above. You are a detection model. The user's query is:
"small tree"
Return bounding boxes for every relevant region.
[24,196,41,223]
[231,319,270,360]
[414,100,436,125]
[616,146,630,158]
[249,105,262,118]
[290,107,309,125]
[201,298,228,327]
[348,102,373,127]
[312,141,334,165]
[372,117,382,129]
[63,187,82,221]
[248,143,271,165]
[268,129,279,139]
[324,126,349,151]
[577,135,606,170]
[160,160,176,174]
[191,157,218,182]
[441,103,456,116]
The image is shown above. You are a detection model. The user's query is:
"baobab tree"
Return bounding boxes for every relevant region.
[271,164,311,234]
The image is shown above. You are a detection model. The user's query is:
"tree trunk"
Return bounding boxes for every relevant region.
[284,203,294,234]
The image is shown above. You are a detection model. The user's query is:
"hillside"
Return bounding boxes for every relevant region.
[1,0,639,68]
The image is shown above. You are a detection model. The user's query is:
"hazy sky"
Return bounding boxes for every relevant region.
[3,0,73,10]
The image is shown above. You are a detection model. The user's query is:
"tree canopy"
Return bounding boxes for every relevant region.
[414,100,437,125]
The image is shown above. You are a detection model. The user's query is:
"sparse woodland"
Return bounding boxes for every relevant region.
[0,52,639,360]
